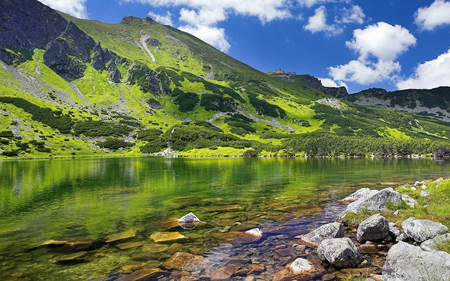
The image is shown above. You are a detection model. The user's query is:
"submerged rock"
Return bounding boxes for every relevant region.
[41,239,96,251]
[245,228,263,238]
[318,238,362,268]
[401,217,449,243]
[383,241,450,280]
[117,268,165,281]
[54,251,90,263]
[300,222,345,247]
[106,229,138,243]
[212,231,262,245]
[357,214,389,243]
[150,232,187,243]
[162,252,206,270]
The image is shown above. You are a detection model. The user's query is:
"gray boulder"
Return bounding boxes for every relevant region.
[341,188,376,202]
[317,238,362,268]
[340,188,403,219]
[401,217,449,243]
[300,222,345,247]
[388,222,400,240]
[421,233,450,252]
[357,214,389,242]
[401,194,418,208]
[178,212,200,223]
[383,241,450,281]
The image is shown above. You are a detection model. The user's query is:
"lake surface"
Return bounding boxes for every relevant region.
[0,157,449,280]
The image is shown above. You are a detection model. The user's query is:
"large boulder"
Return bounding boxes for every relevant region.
[339,188,403,219]
[357,214,389,242]
[421,233,450,252]
[341,188,377,202]
[300,222,345,247]
[383,241,450,280]
[317,238,362,268]
[401,217,449,243]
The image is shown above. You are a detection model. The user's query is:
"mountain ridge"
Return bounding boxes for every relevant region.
[1,0,450,159]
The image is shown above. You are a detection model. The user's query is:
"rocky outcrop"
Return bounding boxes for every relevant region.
[300,222,345,247]
[401,217,449,243]
[341,188,376,202]
[317,238,362,268]
[383,241,450,280]
[339,188,403,219]
[357,214,389,243]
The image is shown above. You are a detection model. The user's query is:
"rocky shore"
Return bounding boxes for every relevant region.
[2,178,449,280]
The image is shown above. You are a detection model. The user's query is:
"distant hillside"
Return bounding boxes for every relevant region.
[344,87,450,121]
[1,0,450,159]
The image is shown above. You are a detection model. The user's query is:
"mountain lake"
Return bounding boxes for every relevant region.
[0,157,449,280]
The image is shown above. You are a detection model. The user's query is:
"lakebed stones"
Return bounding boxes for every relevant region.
[357,214,389,243]
[317,238,362,268]
[210,264,239,280]
[300,222,345,247]
[40,239,96,251]
[401,217,449,243]
[383,241,450,281]
[273,258,323,281]
[178,212,201,230]
[106,229,138,243]
[150,232,187,243]
[339,188,403,219]
[162,252,206,271]
[117,268,166,281]
[212,231,262,245]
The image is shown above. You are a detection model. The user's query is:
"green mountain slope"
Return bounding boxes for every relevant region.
[0,0,450,159]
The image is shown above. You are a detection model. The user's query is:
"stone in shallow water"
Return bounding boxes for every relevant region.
[116,241,145,250]
[245,228,263,238]
[116,268,165,281]
[150,232,187,243]
[178,212,200,223]
[141,244,169,253]
[41,239,96,251]
[300,222,345,247]
[162,252,205,270]
[54,251,90,263]
[207,205,245,212]
[106,229,138,243]
[211,264,239,281]
[212,232,262,245]
[156,218,180,230]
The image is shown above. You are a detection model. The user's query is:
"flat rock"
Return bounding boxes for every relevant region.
[141,244,169,253]
[106,229,138,243]
[116,241,145,250]
[117,268,165,281]
[357,214,389,242]
[150,232,187,243]
[54,251,90,263]
[421,233,450,251]
[41,239,96,251]
[211,264,239,281]
[162,252,204,270]
[212,232,261,245]
[300,222,345,247]
[401,217,449,243]
[317,238,362,268]
[156,218,180,230]
[383,241,450,280]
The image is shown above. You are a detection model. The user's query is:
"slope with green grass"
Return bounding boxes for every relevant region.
[1,0,450,159]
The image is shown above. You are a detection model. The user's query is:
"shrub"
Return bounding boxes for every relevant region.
[1,150,19,157]
[97,138,133,150]
[74,120,133,137]
[0,131,14,138]
[137,128,163,142]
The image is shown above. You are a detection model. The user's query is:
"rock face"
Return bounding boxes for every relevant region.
[421,233,450,251]
[317,238,362,268]
[300,222,345,247]
[340,188,403,219]
[401,217,449,243]
[357,214,389,242]
[383,241,450,280]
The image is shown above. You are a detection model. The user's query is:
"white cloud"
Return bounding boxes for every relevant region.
[148,11,173,26]
[319,78,348,89]
[179,25,231,52]
[396,48,450,89]
[339,5,365,24]
[38,0,88,19]
[122,0,292,52]
[415,0,450,31]
[304,6,342,36]
[328,59,401,85]
[298,0,337,8]
[346,22,416,61]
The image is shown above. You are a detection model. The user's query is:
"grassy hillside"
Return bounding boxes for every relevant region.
[1,10,450,159]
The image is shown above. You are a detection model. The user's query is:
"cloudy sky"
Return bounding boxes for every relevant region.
[38,0,450,93]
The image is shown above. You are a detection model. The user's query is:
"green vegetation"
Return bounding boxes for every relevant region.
[73,120,133,137]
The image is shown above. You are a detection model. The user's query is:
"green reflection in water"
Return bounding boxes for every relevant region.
[0,157,449,279]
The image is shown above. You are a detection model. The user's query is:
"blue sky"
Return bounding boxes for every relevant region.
[38,0,450,93]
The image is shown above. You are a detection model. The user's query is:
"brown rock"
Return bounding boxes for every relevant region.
[116,241,145,250]
[358,244,378,254]
[212,232,261,245]
[54,251,90,263]
[150,232,186,243]
[162,252,204,270]
[211,264,239,281]
[156,217,180,230]
[41,239,96,251]
[275,248,292,257]
[248,264,265,274]
[141,244,169,253]
[106,229,138,243]
[167,243,184,254]
[322,274,337,281]
[117,268,165,281]
[120,264,142,274]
